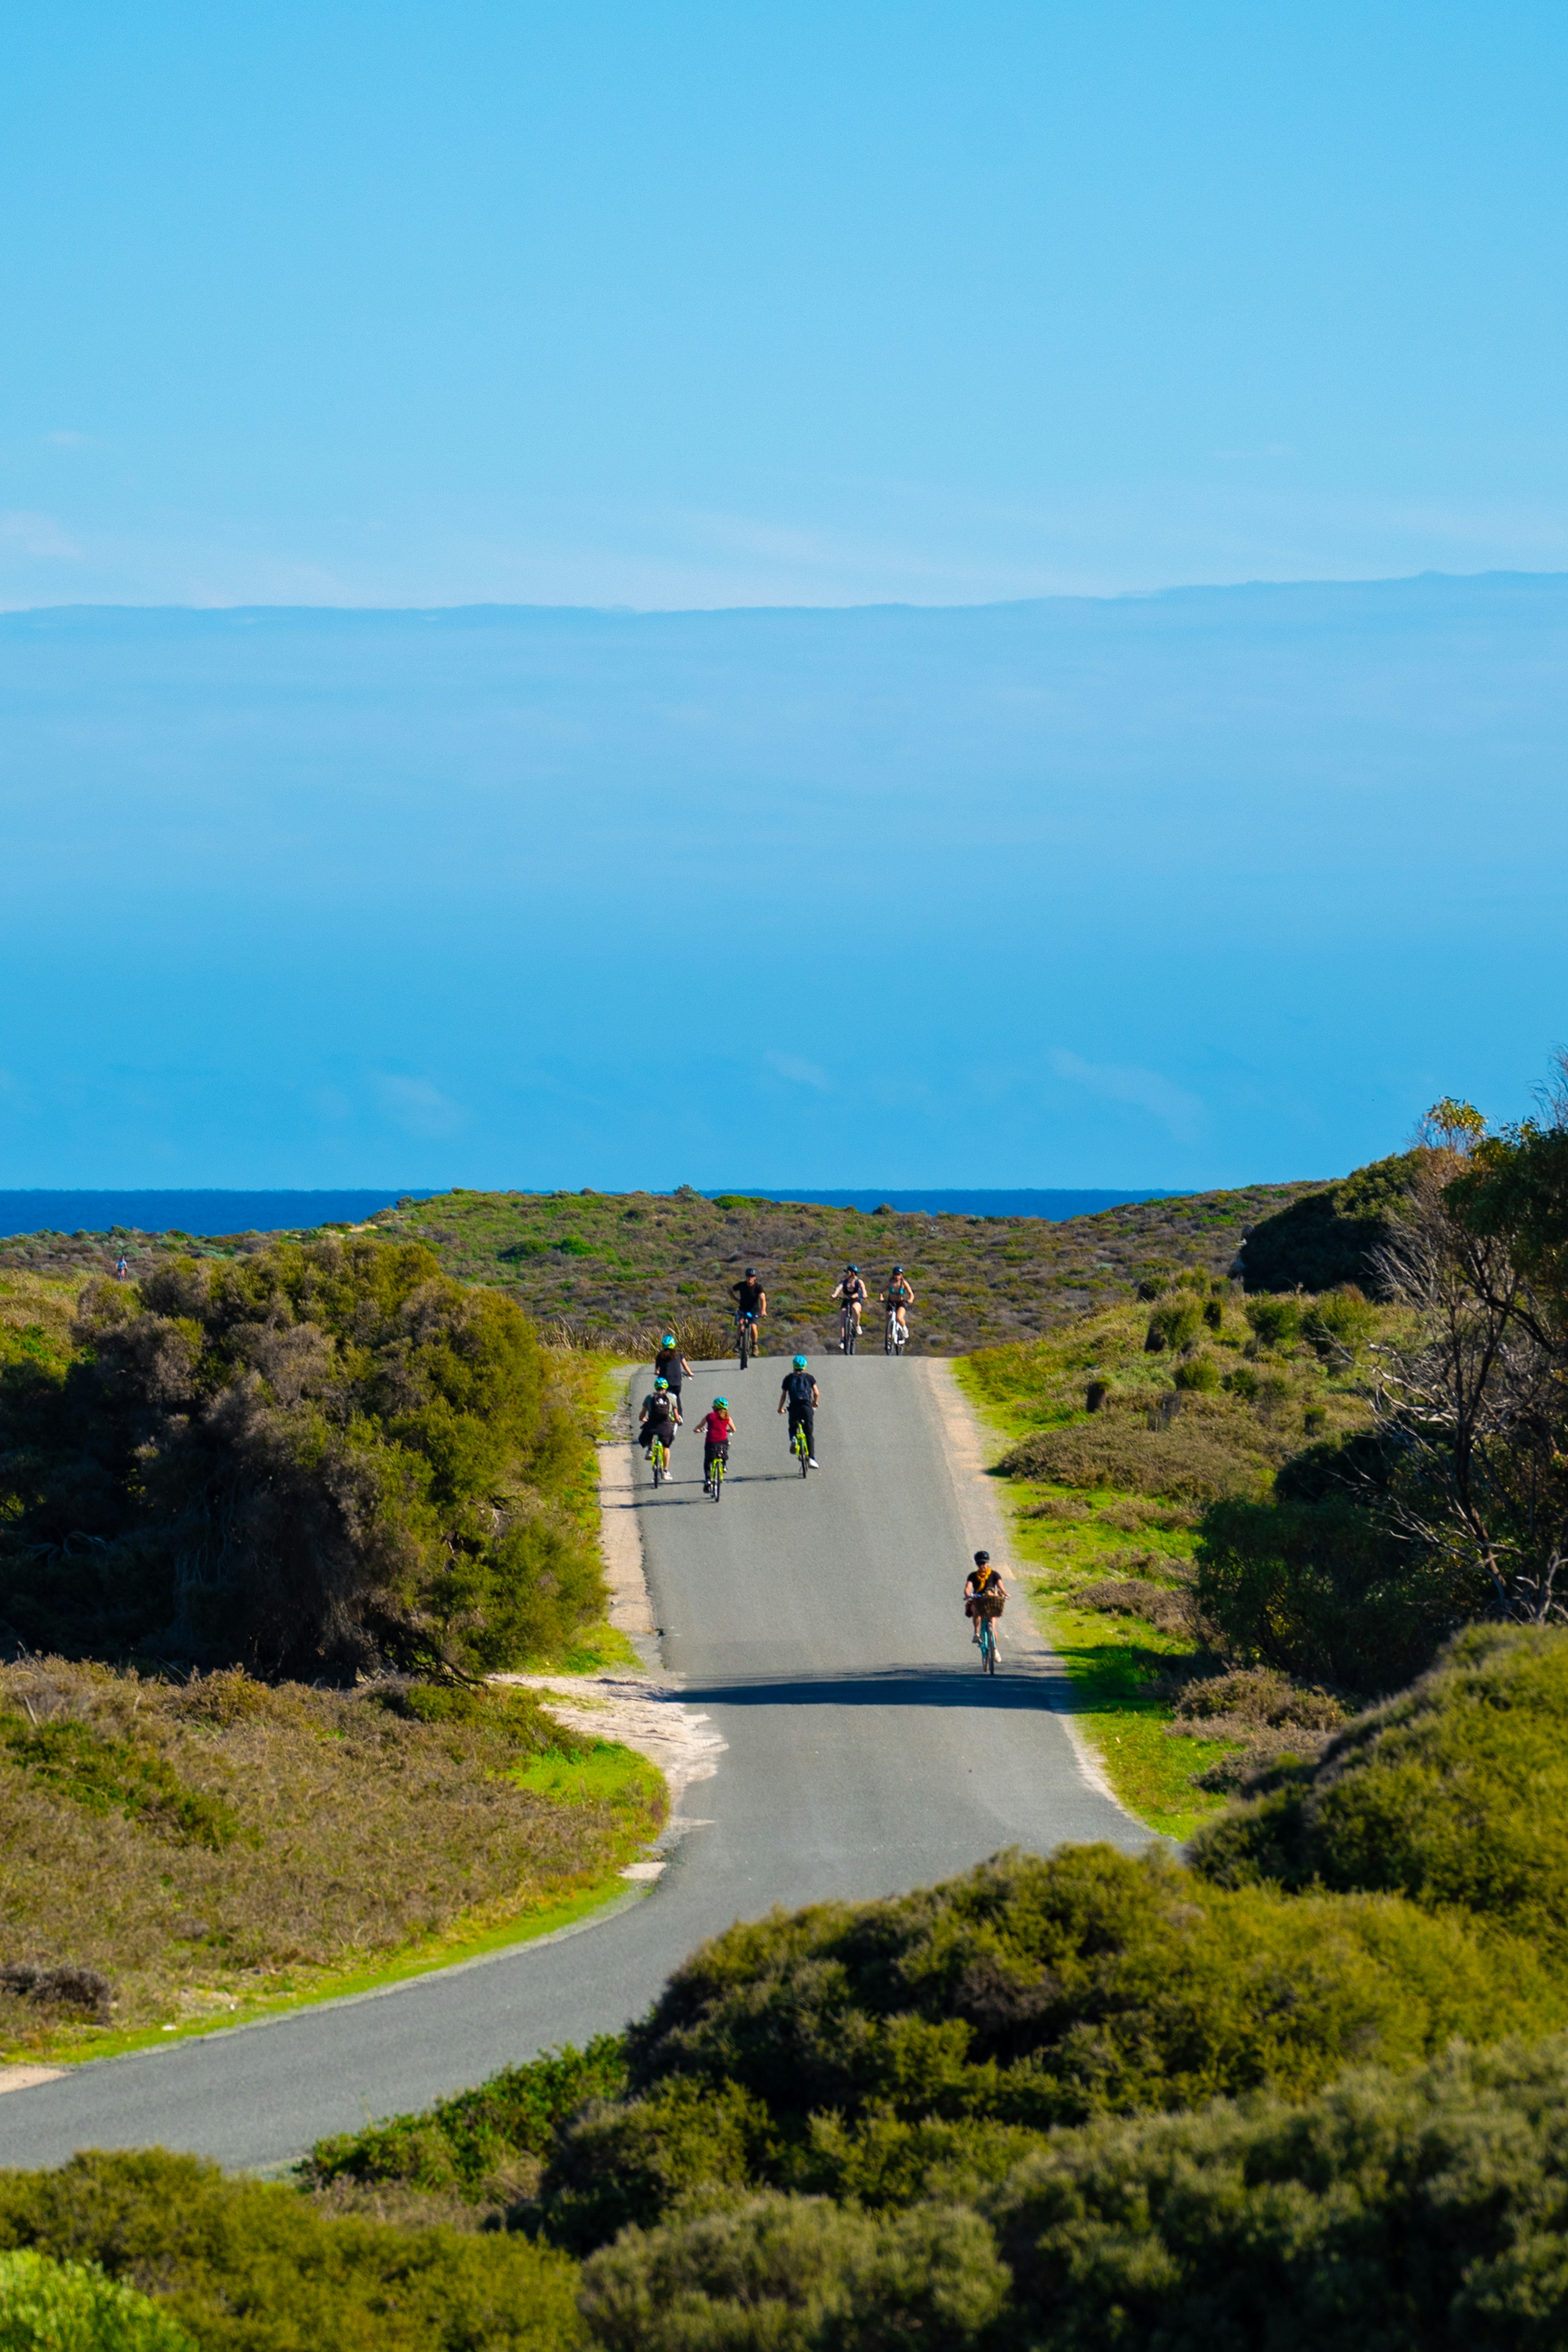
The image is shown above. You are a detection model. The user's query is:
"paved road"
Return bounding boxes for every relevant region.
[0,1355,1149,2174]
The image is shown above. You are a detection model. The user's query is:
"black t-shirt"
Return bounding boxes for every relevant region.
[733,1280,765,1315]
[654,1347,684,1385]
[781,1371,815,1408]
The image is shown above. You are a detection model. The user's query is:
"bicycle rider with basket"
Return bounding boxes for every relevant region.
[964,1551,1006,1643]
[777,1355,820,1467]
[831,1263,868,1347]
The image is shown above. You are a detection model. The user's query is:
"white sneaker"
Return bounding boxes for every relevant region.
[808,1456,819,1468]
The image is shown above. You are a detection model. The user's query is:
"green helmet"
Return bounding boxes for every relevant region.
[654,1377,668,1391]
[662,1333,676,1347]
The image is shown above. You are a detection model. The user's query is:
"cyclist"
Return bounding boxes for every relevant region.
[638,1376,682,1467]
[697,1396,737,1492]
[731,1267,768,1353]
[964,1551,1005,1643]
[114,1253,128,1281]
[831,1263,868,1345]
[884,1265,915,1341]
[777,1354,820,1467]
[654,1332,692,1405]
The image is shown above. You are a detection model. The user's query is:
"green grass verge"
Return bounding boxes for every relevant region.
[952,1354,1234,1842]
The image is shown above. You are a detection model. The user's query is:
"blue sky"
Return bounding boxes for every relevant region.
[4,2,1568,608]
[1,7,1564,1191]
[2,583,1564,1190]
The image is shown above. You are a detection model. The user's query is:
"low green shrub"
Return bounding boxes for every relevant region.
[578,2034,1568,2350]
[1243,1295,1300,1347]
[1300,1284,1378,1364]
[1190,1624,1568,1967]
[0,2246,196,2350]
[1171,1355,1219,1392]
[579,2194,1009,2352]
[307,2037,628,2205]
[0,2151,581,2351]
[531,1844,1561,2249]
[1144,1299,1202,1353]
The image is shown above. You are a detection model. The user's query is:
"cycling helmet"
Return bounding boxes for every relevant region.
[654,1377,669,1391]
[892,1264,904,1273]
[973,1550,991,1566]
[713,1396,728,1409]
[846,1263,859,1272]
[793,1354,808,1369]
[746,1266,757,1276]
[661,1333,676,1347]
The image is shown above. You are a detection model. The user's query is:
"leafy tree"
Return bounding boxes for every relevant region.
[0,1236,602,1679]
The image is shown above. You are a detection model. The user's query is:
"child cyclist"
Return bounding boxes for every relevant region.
[697,1396,737,1493]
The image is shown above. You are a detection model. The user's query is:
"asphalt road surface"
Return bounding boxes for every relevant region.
[0,1354,1151,2174]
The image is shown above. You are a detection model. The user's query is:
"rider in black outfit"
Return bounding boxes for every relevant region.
[777,1355,820,1467]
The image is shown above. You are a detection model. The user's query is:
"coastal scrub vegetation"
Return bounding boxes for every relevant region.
[363,1179,1321,1356]
[0,1234,604,1679]
[0,1656,663,2056]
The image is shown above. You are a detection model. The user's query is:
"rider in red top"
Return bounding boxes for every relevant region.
[698,1398,737,1493]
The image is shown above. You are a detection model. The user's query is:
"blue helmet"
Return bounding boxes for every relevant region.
[793,1354,808,1369]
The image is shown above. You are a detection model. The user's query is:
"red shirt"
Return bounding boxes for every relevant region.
[699,1410,735,1444]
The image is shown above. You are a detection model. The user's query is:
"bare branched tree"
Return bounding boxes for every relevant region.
[1371,1132,1568,1625]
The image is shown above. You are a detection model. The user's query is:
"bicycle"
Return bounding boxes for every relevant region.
[885,1310,908,1355]
[737,1314,760,1369]
[977,1612,998,1674]
[707,1448,726,1501]
[790,1420,811,1478]
[840,1301,860,1355]
[649,1435,670,1487]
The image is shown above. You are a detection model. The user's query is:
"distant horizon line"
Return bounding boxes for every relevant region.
[0,566,1559,627]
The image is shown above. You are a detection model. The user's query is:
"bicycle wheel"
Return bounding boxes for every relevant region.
[739,1322,750,1369]
[980,1618,996,1674]
[884,1314,895,1355]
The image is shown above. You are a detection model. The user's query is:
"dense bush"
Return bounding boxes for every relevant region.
[530,1844,1559,2251]
[0,1236,603,1677]
[1189,1625,1568,1964]
[1241,1149,1425,1294]
[0,2245,196,2349]
[576,2034,1568,2350]
[1143,1298,1201,1353]
[0,2151,581,2351]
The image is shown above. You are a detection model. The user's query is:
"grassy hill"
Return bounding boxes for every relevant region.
[359,1181,1323,1356]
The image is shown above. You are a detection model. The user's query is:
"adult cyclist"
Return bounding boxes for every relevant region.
[964,1551,1005,1643]
[697,1396,736,1492]
[638,1376,682,1466]
[831,1264,868,1347]
[731,1268,767,1354]
[654,1333,692,1406]
[777,1355,819,1467]
[884,1265,915,1342]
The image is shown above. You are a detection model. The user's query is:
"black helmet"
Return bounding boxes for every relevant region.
[973,1550,990,1566]
[746,1266,756,1276]
[892,1264,904,1273]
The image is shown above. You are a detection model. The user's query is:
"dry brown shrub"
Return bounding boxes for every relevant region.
[1002,1411,1273,1503]
[1171,1665,1346,1732]
[1189,1724,1337,1792]
[1074,1579,1195,1638]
